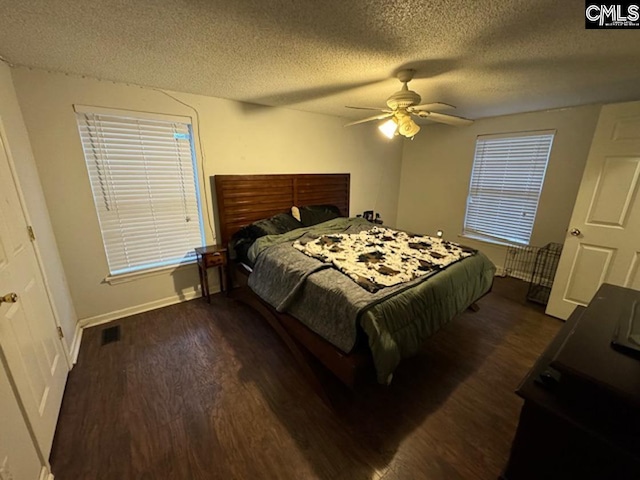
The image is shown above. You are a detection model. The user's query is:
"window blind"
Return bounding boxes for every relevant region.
[76,111,204,275]
[463,131,554,245]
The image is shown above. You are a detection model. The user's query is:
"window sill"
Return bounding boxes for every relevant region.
[104,260,196,285]
[458,233,527,248]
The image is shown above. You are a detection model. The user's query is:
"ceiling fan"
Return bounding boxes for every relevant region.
[345,69,473,139]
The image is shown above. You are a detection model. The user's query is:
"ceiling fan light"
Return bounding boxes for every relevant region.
[398,117,420,138]
[378,118,398,139]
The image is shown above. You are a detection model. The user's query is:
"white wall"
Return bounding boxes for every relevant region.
[11,68,403,322]
[0,62,78,348]
[396,105,601,270]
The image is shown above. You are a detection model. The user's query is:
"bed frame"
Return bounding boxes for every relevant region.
[212,173,485,404]
[213,174,372,403]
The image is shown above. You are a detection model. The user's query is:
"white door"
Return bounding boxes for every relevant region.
[0,131,68,459]
[547,101,640,319]
[0,362,48,480]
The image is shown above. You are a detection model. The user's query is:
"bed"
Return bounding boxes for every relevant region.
[213,173,495,402]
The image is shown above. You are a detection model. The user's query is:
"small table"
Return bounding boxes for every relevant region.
[194,245,229,302]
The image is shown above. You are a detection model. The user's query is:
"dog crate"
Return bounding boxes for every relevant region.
[503,245,539,282]
[526,242,563,305]
[502,242,563,306]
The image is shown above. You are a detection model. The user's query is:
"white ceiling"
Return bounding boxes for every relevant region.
[1,0,639,121]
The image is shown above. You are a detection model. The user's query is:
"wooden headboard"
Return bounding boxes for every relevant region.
[213,174,350,246]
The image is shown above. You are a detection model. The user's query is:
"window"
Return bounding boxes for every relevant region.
[75,107,204,276]
[463,131,555,245]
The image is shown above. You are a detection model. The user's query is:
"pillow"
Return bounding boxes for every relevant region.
[231,213,303,264]
[293,204,342,227]
[232,213,303,243]
[245,213,302,238]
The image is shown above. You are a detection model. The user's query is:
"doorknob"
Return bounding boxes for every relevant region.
[570,228,581,237]
[0,292,18,304]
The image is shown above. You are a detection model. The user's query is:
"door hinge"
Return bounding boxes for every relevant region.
[57,326,64,339]
[27,225,36,241]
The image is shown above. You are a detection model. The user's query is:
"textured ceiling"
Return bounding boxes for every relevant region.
[1,0,639,121]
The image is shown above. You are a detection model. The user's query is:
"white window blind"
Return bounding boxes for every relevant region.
[463,131,554,245]
[76,110,204,276]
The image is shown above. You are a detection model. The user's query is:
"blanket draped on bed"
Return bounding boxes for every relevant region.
[293,227,475,293]
[246,218,495,384]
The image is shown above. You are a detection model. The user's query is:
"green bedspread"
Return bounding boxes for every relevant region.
[247,218,495,384]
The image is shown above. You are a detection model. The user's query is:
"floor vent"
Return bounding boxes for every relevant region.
[101,325,121,345]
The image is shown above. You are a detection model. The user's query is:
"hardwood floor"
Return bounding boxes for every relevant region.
[50,278,561,480]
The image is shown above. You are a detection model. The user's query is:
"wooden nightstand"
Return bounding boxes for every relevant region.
[194,245,230,302]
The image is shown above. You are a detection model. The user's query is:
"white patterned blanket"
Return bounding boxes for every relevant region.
[293,227,476,293]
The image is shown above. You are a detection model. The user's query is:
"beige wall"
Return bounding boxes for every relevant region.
[11,68,403,322]
[0,63,78,347]
[396,105,601,270]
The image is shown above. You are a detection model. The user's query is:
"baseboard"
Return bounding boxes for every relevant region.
[39,466,53,480]
[494,267,532,282]
[69,322,83,365]
[504,270,531,282]
[78,288,203,329]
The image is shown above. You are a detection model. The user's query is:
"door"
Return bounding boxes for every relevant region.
[547,101,640,319]
[0,362,48,480]
[0,131,68,458]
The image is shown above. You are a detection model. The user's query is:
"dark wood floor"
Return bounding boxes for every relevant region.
[50,278,561,480]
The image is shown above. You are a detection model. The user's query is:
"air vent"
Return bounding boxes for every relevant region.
[101,325,121,345]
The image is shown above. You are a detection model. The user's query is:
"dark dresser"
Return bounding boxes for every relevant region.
[502,283,640,480]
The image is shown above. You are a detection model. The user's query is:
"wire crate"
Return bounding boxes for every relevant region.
[526,242,563,305]
[503,245,539,281]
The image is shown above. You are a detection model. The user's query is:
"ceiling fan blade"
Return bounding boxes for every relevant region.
[344,113,393,127]
[415,111,473,126]
[345,106,391,112]
[409,102,455,112]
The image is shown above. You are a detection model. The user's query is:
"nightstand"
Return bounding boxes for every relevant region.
[194,245,229,302]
